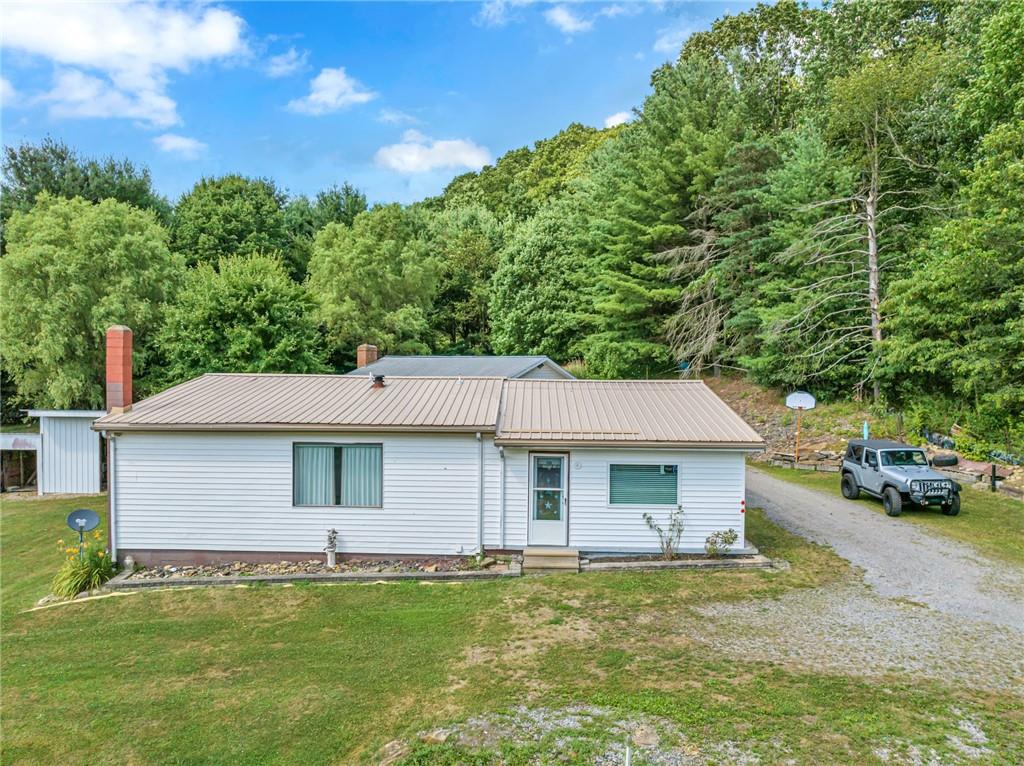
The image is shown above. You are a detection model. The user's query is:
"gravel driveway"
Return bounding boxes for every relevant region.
[746,468,1024,629]
[684,468,1024,695]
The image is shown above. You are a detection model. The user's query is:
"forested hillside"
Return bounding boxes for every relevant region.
[1,0,1021,453]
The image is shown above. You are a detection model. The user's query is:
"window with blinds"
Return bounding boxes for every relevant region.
[608,464,678,505]
[293,444,382,507]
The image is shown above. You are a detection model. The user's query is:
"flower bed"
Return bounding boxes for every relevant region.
[126,556,504,580]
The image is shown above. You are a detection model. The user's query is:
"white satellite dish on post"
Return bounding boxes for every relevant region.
[785,391,816,465]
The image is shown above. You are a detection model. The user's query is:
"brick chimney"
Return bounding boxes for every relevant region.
[356,343,379,368]
[106,325,133,413]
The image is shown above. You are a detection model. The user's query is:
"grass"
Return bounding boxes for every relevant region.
[753,462,1024,569]
[2,493,1022,765]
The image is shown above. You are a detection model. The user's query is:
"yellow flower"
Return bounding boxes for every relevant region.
[97,551,105,558]
[93,531,101,540]
[57,539,65,545]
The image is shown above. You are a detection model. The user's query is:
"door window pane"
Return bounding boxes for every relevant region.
[534,456,563,488]
[534,489,561,521]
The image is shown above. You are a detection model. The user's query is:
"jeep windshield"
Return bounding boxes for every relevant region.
[881,450,928,467]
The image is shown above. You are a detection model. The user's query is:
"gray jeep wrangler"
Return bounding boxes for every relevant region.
[841,439,961,517]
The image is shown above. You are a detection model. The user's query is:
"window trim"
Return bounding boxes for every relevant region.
[292,441,384,508]
[606,462,679,507]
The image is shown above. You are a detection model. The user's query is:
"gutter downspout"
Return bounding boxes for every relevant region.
[498,446,505,549]
[476,432,484,555]
[107,433,118,562]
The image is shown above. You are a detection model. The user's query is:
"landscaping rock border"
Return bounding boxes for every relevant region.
[104,563,522,590]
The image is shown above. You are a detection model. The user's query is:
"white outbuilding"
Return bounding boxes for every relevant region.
[26,410,106,494]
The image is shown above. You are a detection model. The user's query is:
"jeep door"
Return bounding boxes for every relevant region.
[862,449,883,494]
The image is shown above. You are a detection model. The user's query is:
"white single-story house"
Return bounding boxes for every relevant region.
[343,343,575,380]
[92,332,763,566]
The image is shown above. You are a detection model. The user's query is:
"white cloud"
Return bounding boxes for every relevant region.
[475,0,534,27]
[544,5,593,35]
[598,4,644,19]
[39,70,179,127]
[604,111,631,128]
[1,77,17,107]
[378,108,421,125]
[375,130,491,174]
[3,2,247,127]
[265,47,308,78]
[287,67,377,115]
[153,133,207,159]
[654,20,696,56]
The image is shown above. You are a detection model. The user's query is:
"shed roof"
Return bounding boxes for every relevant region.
[93,374,504,432]
[497,379,763,448]
[94,374,763,448]
[26,410,106,418]
[343,355,573,379]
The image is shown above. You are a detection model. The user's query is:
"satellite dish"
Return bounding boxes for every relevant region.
[66,508,101,533]
[785,390,816,411]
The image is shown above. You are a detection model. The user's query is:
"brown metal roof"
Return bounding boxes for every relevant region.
[93,374,505,432]
[496,379,764,448]
[93,374,763,447]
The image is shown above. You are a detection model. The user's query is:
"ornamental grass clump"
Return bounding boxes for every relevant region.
[52,533,116,598]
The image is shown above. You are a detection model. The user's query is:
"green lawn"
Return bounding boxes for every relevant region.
[753,462,1024,568]
[2,493,1022,765]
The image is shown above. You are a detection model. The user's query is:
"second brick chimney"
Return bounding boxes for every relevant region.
[356,343,379,368]
[106,325,133,413]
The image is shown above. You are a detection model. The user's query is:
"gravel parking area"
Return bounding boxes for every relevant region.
[746,468,1024,629]
[692,582,1024,693]
[690,468,1024,694]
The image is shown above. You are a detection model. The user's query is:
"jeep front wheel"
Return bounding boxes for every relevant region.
[942,494,961,516]
[883,487,903,517]
[841,473,860,500]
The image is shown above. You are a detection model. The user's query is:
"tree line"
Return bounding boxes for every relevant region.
[1,0,1021,453]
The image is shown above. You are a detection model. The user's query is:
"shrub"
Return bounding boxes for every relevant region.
[705,528,739,558]
[642,509,685,560]
[52,534,116,598]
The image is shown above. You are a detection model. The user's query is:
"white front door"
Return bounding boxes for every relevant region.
[528,453,568,546]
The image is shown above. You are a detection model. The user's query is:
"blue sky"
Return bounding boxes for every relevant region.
[1,1,754,205]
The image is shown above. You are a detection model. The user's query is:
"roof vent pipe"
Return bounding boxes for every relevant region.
[371,374,386,389]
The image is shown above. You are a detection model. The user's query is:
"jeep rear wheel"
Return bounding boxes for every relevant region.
[942,494,961,516]
[883,487,903,517]
[841,473,860,499]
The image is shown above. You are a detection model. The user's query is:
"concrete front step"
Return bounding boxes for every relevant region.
[522,547,580,573]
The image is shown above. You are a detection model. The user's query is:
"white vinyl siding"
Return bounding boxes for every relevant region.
[113,432,746,556]
[115,432,483,555]
[566,449,745,553]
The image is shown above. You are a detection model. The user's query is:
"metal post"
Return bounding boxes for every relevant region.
[991,463,997,493]
[78,527,85,560]
[795,408,802,466]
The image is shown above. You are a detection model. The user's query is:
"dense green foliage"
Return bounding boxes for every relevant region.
[170,175,290,268]
[307,205,437,364]
[0,137,171,249]
[156,254,327,383]
[2,0,1021,451]
[0,195,180,409]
